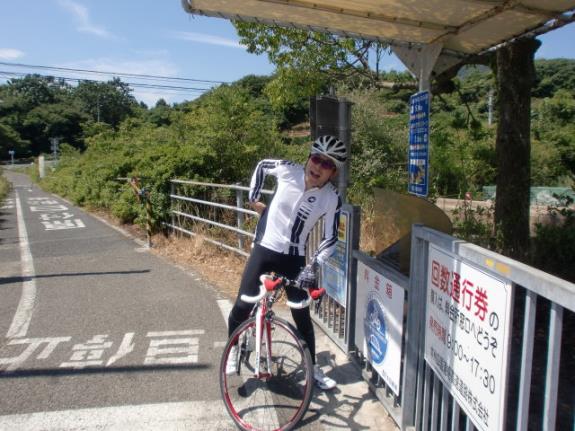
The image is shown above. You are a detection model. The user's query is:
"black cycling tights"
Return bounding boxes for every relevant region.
[228,243,316,364]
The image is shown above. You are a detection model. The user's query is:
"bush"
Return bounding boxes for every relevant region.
[531,196,575,282]
[0,169,11,201]
[39,85,292,232]
[451,202,496,249]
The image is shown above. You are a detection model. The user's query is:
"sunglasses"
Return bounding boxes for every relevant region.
[309,154,336,170]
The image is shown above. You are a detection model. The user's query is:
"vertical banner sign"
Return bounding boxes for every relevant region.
[354,261,405,395]
[408,91,430,197]
[321,211,349,306]
[424,245,513,431]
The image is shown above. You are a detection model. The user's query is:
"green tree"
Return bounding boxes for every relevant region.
[0,75,79,155]
[22,103,88,154]
[234,23,390,110]
[492,38,540,260]
[182,85,283,182]
[0,123,29,159]
[4,74,69,108]
[73,78,138,128]
[533,59,575,98]
[145,99,173,127]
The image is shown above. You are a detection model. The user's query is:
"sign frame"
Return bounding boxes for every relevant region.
[354,260,406,396]
[321,210,350,307]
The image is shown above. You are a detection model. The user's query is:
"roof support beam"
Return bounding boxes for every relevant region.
[459,0,563,18]
[257,0,457,32]
[393,43,443,92]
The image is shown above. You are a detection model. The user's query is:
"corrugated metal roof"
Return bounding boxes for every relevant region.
[181,0,575,57]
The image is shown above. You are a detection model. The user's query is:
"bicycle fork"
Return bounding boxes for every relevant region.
[253,304,273,380]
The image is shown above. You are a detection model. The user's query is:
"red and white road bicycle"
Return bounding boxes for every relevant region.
[220,273,324,431]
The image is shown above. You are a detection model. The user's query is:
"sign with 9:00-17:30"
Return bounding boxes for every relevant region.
[424,245,513,431]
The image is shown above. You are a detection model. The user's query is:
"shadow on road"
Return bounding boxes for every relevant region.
[0,362,211,379]
[0,270,151,285]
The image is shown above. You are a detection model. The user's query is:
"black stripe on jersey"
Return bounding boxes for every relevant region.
[289,207,311,255]
[254,203,270,245]
[249,160,277,201]
[315,197,342,255]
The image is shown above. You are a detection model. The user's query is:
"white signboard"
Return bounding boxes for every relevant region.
[424,245,513,431]
[355,261,405,395]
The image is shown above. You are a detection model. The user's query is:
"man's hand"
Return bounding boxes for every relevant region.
[249,201,267,216]
[296,262,318,289]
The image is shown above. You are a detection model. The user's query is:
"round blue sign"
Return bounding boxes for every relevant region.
[364,295,388,365]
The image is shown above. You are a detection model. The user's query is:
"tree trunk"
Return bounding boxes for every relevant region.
[494,38,540,260]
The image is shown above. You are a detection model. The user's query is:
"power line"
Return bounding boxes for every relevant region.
[0,61,229,85]
[0,70,214,96]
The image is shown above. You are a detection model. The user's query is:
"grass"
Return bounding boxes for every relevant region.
[0,169,11,203]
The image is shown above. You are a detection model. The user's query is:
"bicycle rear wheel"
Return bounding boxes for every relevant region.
[220,316,313,431]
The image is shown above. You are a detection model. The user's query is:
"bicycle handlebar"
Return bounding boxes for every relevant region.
[240,274,325,309]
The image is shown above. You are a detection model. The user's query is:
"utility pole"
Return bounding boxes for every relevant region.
[488,88,494,126]
[50,137,60,163]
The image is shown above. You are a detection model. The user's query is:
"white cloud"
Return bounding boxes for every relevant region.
[58,0,113,38]
[0,48,24,60]
[172,31,244,49]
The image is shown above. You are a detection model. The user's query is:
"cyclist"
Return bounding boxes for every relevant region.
[226,135,347,390]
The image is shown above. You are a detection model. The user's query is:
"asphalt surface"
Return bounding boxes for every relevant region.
[0,170,398,430]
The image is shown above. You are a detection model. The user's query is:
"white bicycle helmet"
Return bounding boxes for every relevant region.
[311,135,347,170]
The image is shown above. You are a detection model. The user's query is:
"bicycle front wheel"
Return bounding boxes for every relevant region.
[220,316,313,431]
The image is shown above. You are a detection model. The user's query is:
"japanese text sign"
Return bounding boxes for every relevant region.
[355,261,405,395]
[424,245,513,431]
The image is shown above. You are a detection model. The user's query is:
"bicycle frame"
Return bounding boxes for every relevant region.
[252,294,272,380]
[242,274,313,380]
[222,273,318,431]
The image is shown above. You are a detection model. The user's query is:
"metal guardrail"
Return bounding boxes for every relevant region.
[167,178,357,350]
[166,179,273,256]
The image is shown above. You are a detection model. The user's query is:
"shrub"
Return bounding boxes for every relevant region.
[451,202,496,249]
[531,196,575,282]
[0,169,11,201]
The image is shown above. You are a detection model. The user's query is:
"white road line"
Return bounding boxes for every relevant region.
[6,191,37,338]
[0,401,233,430]
[146,330,205,337]
[216,299,232,328]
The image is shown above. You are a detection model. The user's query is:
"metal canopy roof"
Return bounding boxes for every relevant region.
[182,0,575,75]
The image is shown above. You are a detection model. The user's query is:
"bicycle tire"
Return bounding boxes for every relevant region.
[220,316,314,431]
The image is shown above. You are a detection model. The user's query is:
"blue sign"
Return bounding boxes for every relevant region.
[321,211,349,306]
[408,91,430,197]
[364,294,388,364]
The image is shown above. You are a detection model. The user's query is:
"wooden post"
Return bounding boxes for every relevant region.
[129,177,153,248]
[236,183,244,250]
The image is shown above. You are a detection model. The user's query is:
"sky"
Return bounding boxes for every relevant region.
[0,0,574,107]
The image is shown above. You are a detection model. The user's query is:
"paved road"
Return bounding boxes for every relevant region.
[0,172,235,429]
[0,171,398,431]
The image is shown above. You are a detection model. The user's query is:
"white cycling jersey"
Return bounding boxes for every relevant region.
[249,159,341,264]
